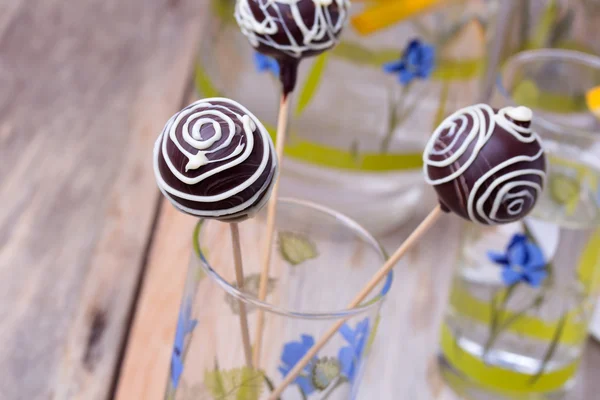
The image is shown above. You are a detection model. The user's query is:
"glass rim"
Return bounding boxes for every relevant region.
[193,197,394,320]
[504,48,600,69]
[498,49,600,142]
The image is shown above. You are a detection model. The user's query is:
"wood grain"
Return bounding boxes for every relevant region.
[5,0,598,398]
[114,201,196,400]
[0,0,205,398]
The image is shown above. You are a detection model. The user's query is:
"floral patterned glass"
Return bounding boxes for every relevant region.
[439,50,600,399]
[197,0,498,235]
[165,198,392,400]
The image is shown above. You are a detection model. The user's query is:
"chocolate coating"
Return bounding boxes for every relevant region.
[235,0,349,60]
[235,0,349,94]
[153,98,277,222]
[424,104,546,225]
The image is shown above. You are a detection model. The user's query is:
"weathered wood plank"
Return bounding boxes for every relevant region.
[0,0,205,398]
[114,201,196,400]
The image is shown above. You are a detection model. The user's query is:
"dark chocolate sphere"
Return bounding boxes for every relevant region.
[234,0,349,60]
[424,104,547,225]
[153,98,277,221]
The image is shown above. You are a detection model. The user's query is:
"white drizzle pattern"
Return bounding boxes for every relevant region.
[423,104,546,225]
[153,98,277,219]
[235,0,349,58]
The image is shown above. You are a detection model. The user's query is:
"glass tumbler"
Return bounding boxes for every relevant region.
[438,50,600,399]
[197,0,499,235]
[164,198,392,400]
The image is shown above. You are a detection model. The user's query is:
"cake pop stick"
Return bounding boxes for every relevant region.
[267,103,547,399]
[153,98,278,367]
[251,98,289,367]
[235,0,351,367]
[230,222,254,365]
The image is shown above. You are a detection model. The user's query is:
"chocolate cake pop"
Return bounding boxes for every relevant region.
[153,98,277,221]
[424,104,547,225]
[235,0,350,94]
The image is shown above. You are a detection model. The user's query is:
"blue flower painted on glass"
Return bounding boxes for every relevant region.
[488,234,548,288]
[171,299,198,389]
[381,271,393,297]
[254,52,280,77]
[278,334,318,395]
[338,318,370,382]
[383,39,436,85]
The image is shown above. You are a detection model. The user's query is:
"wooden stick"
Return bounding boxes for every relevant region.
[230,222,253,367]
[252,94,290,368]
[267,206,443,399]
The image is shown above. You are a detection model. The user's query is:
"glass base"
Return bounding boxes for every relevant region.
[438,353,575,400]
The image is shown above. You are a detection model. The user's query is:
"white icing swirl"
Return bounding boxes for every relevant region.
[153,98,277,219]
[235,0,349,58]
[423,104,546,224]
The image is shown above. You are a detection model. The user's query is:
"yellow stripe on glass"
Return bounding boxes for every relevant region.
[263,122,423,172]
[440,325,580,394]
[448,285,587,346]
[194,64,424,172]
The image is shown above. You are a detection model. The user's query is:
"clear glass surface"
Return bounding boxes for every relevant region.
[164,198,392,400]
[197,0,498,234]
[439,49,600,399]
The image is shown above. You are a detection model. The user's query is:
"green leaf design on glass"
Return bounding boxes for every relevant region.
[331,41,397,67]
[483,226,553,359]
[225,273,277,315]
[365,315,381,353]
[530,312,568,385]
[349,139,361,164]
[380,83,431,153]
[576,229,600,295]
[531,0,558,48]
[512,80,587,114]
[295,53,329,117]
[311,357,341,391]
[211,0,236,25]
[549,173,580,207]
[204,366,264,400]
[547,154,596,217]
[431,58,483,81]
[278,231,319,266]
[483,282,520,355]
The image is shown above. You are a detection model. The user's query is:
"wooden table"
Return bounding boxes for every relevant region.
[1,1,599,399]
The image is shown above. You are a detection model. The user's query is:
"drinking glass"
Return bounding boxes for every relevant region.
[197,0,498,234]
[438,49,600,399]
[164,198,392,400]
